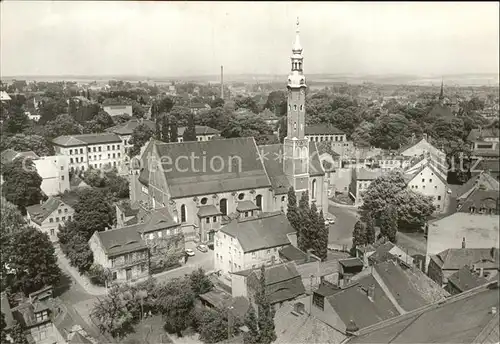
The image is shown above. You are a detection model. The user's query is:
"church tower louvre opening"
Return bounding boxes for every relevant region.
[283,17,310,192]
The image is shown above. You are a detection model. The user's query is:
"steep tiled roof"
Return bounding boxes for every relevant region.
[257,144,291,195]
[347,281,500,344]
[145,138,271,198]
[94,226,148,257]
[107,118,155,135]
[467,128,500,142]
[236,200,259,212]
[279,245,319,264]
[456,171,500,200]
[457,189,499,213]
[220,213,293,253]
[197,205,222,217]
[26,197,68,225]
[305,125,344,135]
[178,125,220,136]
[373,260,449,312]
[247,262,305,304]
[433,248,499,271]
[52,133,121,147]
[326,275,400,329]
[448,265,489,292]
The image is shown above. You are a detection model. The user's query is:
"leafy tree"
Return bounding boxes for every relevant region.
[0,197,27,236]
[104,169,130,199]
[183,113,197,142]
[297,192,311,252]
[83,168,106,187]
[38,97,67,124]
[83,110,115,133]
[88,263,112,287]
[370,114,412,150]
[0,312,7,344]
[44,114,82,139]
[196,308,234,344]
[169,116,179,143]
[286,187,300,241]
[235,96,259,114]
[9,322,29,344]
[72,188,115,240]
[362,212,376,245]
[170,106,193,127]
[3,226,61,295]
[197,107,234,133]
[0,134,54,156]
[157,97,175,114]
[131,101,145,118]
[210,97,225,109]
[222,113,273,144]
[360,170,407,221]
[352,220,367,248]
[253,265,277,344]
[277,116,287,143]
[91,284,136,339]
[395,190,436,232]
[129,123,154,157]
[112,114,132,125]
[379,206,398,243]
[156,278,196,337]
[161,113,170,142]
[243,304,260,344]
[264,91,287,116]
[2,158,43,214]
[189,268,214,296]
[351,120,374,147]
[314,209,328,260]
[4,108,30,135]
[58,223,94,274]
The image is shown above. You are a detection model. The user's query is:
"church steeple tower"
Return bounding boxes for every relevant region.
[283,17,309,192]
[439,79,444,101]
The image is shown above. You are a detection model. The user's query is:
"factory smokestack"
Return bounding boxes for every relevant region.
[221,65,224,100]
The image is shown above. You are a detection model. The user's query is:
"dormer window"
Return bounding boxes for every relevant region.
[470,207,476,213]
[294,105,297,111]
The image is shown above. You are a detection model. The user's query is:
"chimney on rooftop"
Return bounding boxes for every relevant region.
[423,133,428,141]
[479,267,484,277]
[491,307,497,315]
[462,237,466,249]
[367,284,375,302]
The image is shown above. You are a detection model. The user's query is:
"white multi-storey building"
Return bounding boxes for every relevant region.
[52,133,124,172]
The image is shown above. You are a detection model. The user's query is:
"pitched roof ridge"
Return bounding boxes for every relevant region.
[352,280,498,337]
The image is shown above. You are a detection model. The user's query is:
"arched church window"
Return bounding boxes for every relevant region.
[294,104,297,111]
[256,195,262,210]
[288,104,291,111]
[181,204,187,223]
[300,105,303,111]
[299,62,302,70]
[220,198,228,216]
[293,122,297,131]
[281,196,286,202]
[311,179,317,200]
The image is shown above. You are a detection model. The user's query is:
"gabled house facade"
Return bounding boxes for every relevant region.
[26,197,75,242]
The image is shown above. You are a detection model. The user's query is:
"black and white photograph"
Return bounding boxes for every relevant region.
[0,2,499,344]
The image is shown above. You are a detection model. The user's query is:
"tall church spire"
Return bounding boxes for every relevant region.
[439,79,444,100]
[293,17,302,54]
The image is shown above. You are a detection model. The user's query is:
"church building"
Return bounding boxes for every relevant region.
[129,19,328,244]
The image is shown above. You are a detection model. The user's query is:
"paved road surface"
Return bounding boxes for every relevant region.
[327,202,359,249]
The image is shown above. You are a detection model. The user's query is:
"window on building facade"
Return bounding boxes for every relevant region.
[107,146,110,151]
[429,179,433,182]
[56,217,59,222]
[206,217,210,224]
[437,196,441,200]
[70,158,73,164]
[69,149,73,155]
[112,145,115,150]
[98,146,101,152]
[62,217,65,221]
[50,228,55,236]
[80,148,83,154]
[312,293,325,310]
[49,218,53,223]
[201,197,208,205]
[181,204,187,222]
[213,216,217,223]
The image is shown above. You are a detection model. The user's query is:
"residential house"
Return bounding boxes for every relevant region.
[189,103,210,115]
[52,133,124,172]
[1,90,12,103]
[233,261,306,306]
[370,154,411,172]
[338,258,364,283]
[425,188,500,269]
[356,241,414,268]
[0,150,70,196]
[305,125,347,144]
[398,133,447,169]
[455,170,499,209]
[404,159,452,213]
[26,111,41,122]
[177,125,221,142]
[446,265,489,295]
[89,206,185,281]
[467,127,500,160]
[427,247,499,288]
[349,168,383,206]
[199,287,249,322]
[310,259,449,335]
[473,159,500,181]
[214,212,294,277]
[346,280,500,344]
[26,197,75,242]
[1,286,66,344]
[102,104,133,117]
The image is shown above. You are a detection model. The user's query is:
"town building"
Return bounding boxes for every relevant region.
[107,118,221,154]
[26,111,41,122]
[349,168,383,206]
[305,124,347,143]
[52,133,124,172]
[467,127,500,161]
[102,104,133,117]
[425,188,500,270]
[445,265,490,295]
[310,259,449,335]
[129,22,328,244]
[89,205,185,282]
[1,287,66,344]
[189,103,210,115]
[427,247,499,288]
[1,150,70,197]
[26,197,75,242]
[398,133,447,168]
[0,90,11,103]
[455,170,499,208]
[346,280,499,343]
[214,212,294,276]
[427,82,454,119]
[231,261,306,305]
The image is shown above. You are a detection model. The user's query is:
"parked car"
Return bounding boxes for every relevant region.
[327,216,336,224]
[197,244,208,253]
[185,248,195,257]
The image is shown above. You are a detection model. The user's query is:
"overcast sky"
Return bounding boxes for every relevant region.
[1,1,499,77]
